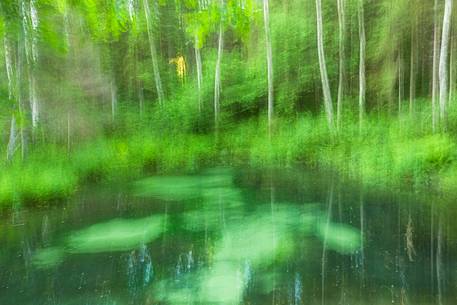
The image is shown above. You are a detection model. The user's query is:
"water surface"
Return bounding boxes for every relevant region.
[0,168,454,304]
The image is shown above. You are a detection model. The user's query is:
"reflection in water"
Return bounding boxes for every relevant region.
[0,168,456,304]
[294,272,302,305]
[437,212,444,305]
[321,182,333,305]
[127,243,153,302]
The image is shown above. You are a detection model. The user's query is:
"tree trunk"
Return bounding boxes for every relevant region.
[432,0,441,132]
[214,24,224,131]
[194,35,203,112]
[449,33,455,105]
[30,0,39,129]
[337,0,345,131]
[398,52,403,115]
[143,0,165,105]
[263,0,274,135]
[111,80,117,121]
[29,74,38,128]
[409,26,416,115]
[4,38,13,100]
[67,111,71,153]
[17,29,26,160]
[315,0,334,130]
[439,0,453,126]
[358,0,366,131]
[6,115,17,161]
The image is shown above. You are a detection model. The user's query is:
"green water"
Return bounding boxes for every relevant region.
[0,168,454,304]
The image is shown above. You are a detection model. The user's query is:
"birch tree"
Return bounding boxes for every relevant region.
[263,0,274,134]
[143,0,165,105]
[432,0,440,131]
[409,23,416,114]
[184,2,205,113]
[4,37,17,161]
[358,0,366,130]
[214,22,223,131]
[336,0,345,131]
[315,0,334,130]
[449,33,455,105]
[439,0,452,126]
[194,34,203,112]
[398,49,404,115]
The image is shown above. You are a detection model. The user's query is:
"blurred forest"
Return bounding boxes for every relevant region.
[1,0,457,205]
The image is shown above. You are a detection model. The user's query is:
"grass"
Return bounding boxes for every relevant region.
[1,100,457,207]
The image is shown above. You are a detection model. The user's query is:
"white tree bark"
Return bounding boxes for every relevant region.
[214,23,224,130]
[315,0,334,130]
[439,0,452,125]
[358,0,366,130]
[337,0,345,131]
[194,35,203,112]
[4,38,17,161]
[449,34,455,104]
[4,38,13,100]
[6,115,17,161]
[409,28,416,114]
[143,0,165,105]
[263,0,274,134]
[29,74,38,128]
[432,0,441,132]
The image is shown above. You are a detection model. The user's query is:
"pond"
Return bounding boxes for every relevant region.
[0,167,455,305]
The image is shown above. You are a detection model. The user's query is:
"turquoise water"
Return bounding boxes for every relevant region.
[0,168,454,304]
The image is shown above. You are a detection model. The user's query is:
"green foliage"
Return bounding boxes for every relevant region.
[0,0,456,208]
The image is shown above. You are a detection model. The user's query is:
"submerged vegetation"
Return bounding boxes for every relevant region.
[1,0,457,206]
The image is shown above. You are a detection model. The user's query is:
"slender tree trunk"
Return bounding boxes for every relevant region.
[337,0,345,131]
[67,111,71,153]
[17,32,26,160]
[439,0,453,126]
[29,74,38,128]
[263,0,274,135]
[432,0,441,132]
[214,24,224,131]
[143,0,165,105]
[358,0,366,131]
[110,80,117,121]
[4,37,17,161]
[30,0,39,129]
[398,52,403,115]
[139,84,144,115]
[449,33,455,105]
[4,38,13,100]
[315,0,334,130]
[7,115,17,161]
[194,35,203,112]
[410,25,416,115]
